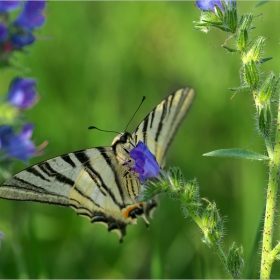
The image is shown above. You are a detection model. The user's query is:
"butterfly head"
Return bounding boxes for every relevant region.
[111,131,135,157]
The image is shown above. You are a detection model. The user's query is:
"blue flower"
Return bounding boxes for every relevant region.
[10,30,35,48]
[196,0,221,11]
[0,1,21,13]
[14,1,46,30]
[196,0,234,11]
[0,22,8,44]
[0,124,37,162]
[130,141,160,182]
[7,77,37,109]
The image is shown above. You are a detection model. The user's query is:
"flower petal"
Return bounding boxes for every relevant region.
[0,22,8,43]
[14,1,46,30]
[7,77,37,109]
[0,1,20,13]
[130,141,160,182]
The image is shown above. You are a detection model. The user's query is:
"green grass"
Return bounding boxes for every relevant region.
[1,1,280,278]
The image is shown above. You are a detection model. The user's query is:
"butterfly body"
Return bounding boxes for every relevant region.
[0,87,195,241]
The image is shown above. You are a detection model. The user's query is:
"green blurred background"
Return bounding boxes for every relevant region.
[1,1,280,278]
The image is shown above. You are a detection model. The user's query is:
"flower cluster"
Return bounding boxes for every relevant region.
[194,0,237,33]
[0,1,46,65]
[0,77,45,163]
[0,1,47,177]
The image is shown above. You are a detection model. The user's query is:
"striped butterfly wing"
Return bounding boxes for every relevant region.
[132,87,195,167]
[0,147,144,240]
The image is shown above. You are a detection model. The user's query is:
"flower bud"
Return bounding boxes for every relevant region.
[242,37,266,64]
[236,29,248,52]
[184,180,198,204]
[243,60,259,88]
[258,104,271,137]
[259,72,278,103]
[238,13,253,31]
[224,5,237,32]
[227,243,244,279]
[201,202,219,232]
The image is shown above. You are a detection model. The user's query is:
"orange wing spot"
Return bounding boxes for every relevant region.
[122,204,141,218]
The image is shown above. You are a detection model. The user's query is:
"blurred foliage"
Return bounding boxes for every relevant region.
[0,1,280,278]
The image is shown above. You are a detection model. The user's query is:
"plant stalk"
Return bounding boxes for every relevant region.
[260,96,280,279]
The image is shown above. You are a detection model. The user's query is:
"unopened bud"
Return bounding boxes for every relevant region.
[243,60,259,88]
[242,37,266,64]
[259,72,278,103]
[238,13,253,31]
[236,29,248,52]
[258,104,271,137]
[227,243,244,279]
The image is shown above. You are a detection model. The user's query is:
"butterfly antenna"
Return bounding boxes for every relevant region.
[88,126,121,135]
[125,96,146,132]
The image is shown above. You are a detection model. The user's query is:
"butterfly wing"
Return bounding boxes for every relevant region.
[132,87,195,167]
[0,147,145,241]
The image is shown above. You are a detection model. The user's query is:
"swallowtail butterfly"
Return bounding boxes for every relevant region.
[0,87,195,241]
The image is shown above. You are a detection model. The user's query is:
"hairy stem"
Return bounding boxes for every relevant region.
[260,97,280,279]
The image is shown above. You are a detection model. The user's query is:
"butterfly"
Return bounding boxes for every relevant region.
[0,87,195,241]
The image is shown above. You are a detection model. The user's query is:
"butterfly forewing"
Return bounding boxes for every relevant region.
[0,87,195,241]
[133,87,195,167]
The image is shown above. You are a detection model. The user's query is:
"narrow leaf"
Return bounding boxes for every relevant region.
[203,148,269,161]
[229,86,250,92]
[255,1,268,8]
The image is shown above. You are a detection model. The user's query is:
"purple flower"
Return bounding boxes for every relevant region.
[0,22,8,44]
[10,30,35,48]
[0,124,37,162]
[0,1,21,13]
[196,0,223,11]
[130,141,160,182]
[7,77,37,109]
[14,1,46,30]
[196,0,235,11]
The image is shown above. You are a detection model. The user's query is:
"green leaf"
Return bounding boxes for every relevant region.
[229,85,250,92]
[258,57,273,64]
[203,148,270,161]
[222,45,238,53]
[255,1,268,8]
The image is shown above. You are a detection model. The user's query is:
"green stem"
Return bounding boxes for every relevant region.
[271,242,280,260]
[260,97,280,279]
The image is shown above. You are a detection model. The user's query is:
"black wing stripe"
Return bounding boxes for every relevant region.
[26,166,51,182]
[2,177,69,203]
[97,147,126,207]
[168,92,175,115]
[70,185,103,209]
[0,194,68,206]
[84,166,107,196]
[4,177,52,194]
[74,149,123,209]
[150,107,156,128]
[155,98,167,142]
[61,154,76,168]
[38,162,75,186]
[163,88,194,158]
[142,117,149,144]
